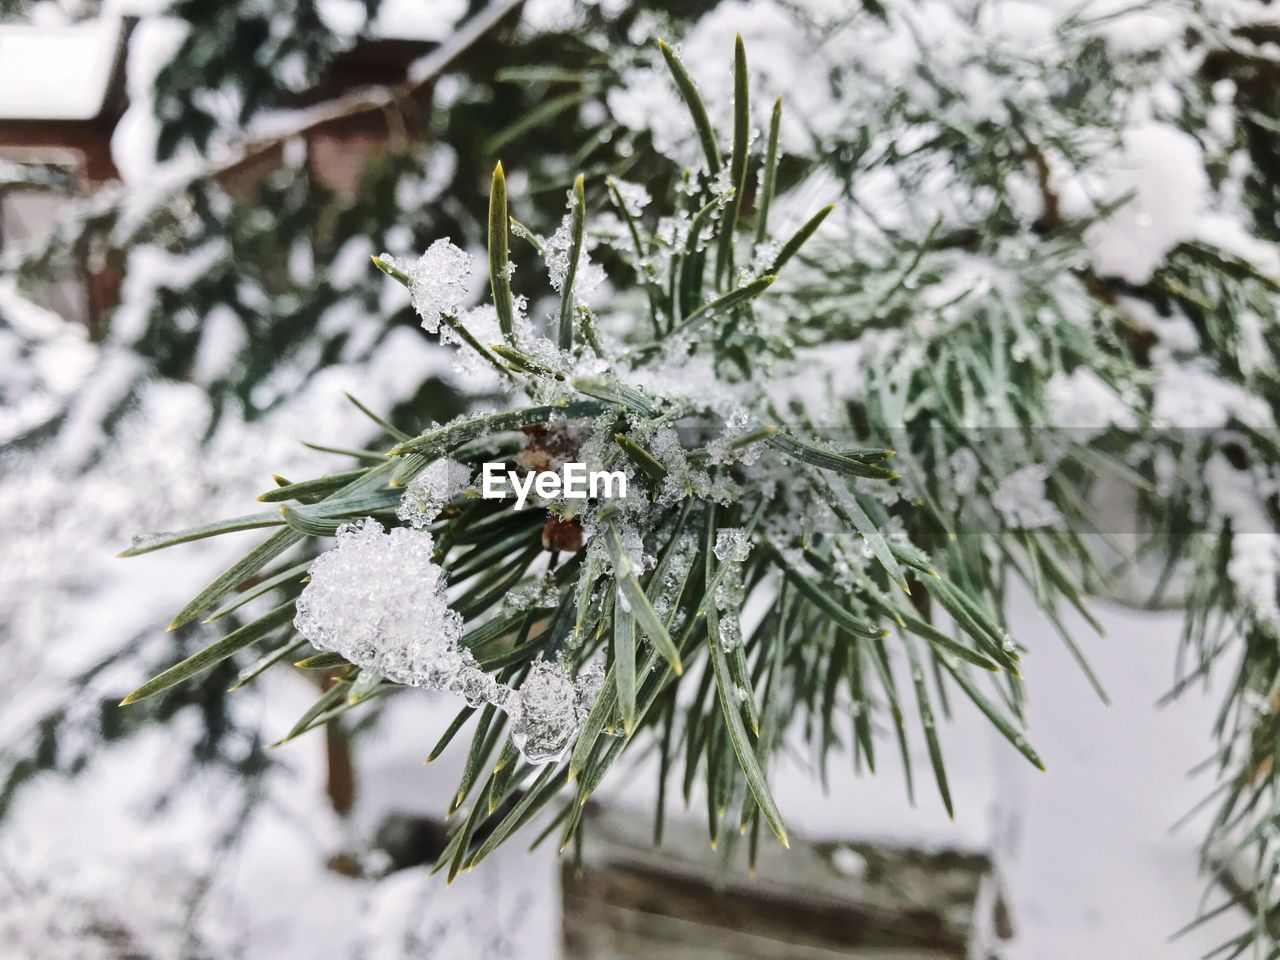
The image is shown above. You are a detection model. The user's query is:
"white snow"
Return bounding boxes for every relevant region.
[998,589,1240,960]
[3,0,1278,955]
[396,457,473,528]
[0,17,125,121]
[383,239,473,334]
[1153,361,1275,430]
[0,676,563,959]
[1045,367,1137,439]
[318,0,468,42]
[544,211,606,303]
[590,584,1242,958]
[295,519,467,689]
[109,15,195,185]
[993,465,1064,530]
[1084,124,1211,284]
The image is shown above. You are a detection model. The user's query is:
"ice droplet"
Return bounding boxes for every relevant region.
[505,658,604,765]
[713,527,752,563]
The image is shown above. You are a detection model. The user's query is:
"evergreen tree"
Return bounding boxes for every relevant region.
[4,0,1280,953]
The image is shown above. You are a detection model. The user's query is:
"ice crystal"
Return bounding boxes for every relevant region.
[396,458,472,528]
[574,656,606,705]
[653,532,697,620]
[383,240,473,334]
[655,212,693,251]
[451,651,507,709]
[715,562,745,651]
[505,658,603,765]
[647,425,698,505]
[750,239,782,274]
[713,526,752,563]
[294,519,466,688]
[502,573,561,613]
[711,164,735,198]
[445,304,503,378]
[706,409,765,467]
[613,522,650,574]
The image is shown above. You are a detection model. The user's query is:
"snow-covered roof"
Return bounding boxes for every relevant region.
[318,0,467,43]
[0,17,127,122]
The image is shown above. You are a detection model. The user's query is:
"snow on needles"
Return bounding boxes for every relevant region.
[396,457,473,528]
[295,518,604,764]
[382,239,473,334]
[294,519,467,689]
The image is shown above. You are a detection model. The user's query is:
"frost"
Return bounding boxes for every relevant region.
[992,465,1062,530]
[502,573,561,613]
[505,658,604,765]
[383,239,472,334]
[653,532,697,621]
[715,562,745,651]
[751,239,782,274]
[711,164,735,198]
[713,526,752,563]
[294,519,468,689]
[448,304,504,378]
[396,457,472,528]
[614,522,650,573]
[575,655,607,704]
[627,350,746,420]
[655,212,693,251]
[706,409,765,467]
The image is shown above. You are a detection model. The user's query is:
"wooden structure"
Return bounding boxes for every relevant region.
[563,801,1003,960]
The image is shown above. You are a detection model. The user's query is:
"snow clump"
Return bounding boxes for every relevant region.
[396,457,472,528]
[294,519,465,687]
[383,239,473,333]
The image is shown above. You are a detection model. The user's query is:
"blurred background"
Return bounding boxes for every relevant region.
[0,0,1273,956]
